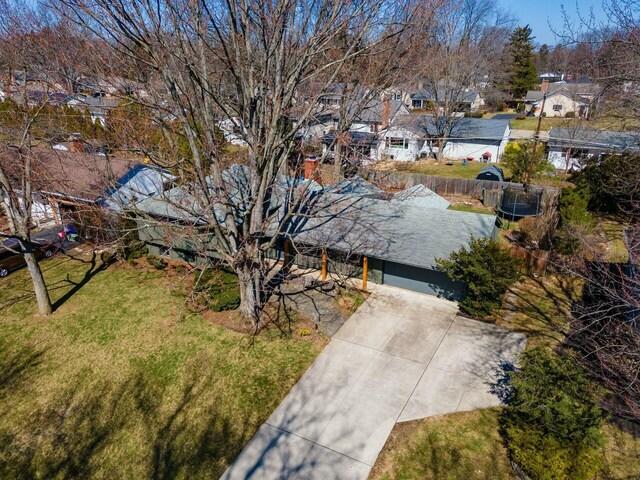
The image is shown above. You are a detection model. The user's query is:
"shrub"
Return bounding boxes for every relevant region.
[297,328,312,337]
[193,267,241,312]
[501,141,553,184]
[501,348,606,480]
[115,217,147,260]
[147,255,168,270]
[437,238,521,318]
[554,187,593,254]
[464,111,484,118]
[565,111,576,118]
[515,115,526,120]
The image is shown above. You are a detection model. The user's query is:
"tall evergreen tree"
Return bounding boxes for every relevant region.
[537,43,550,73]
[507,26,538,98]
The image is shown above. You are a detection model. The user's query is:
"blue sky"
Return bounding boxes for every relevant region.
[499,0,607,45]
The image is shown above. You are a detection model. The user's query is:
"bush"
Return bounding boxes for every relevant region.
[116,217,148,260]
[193,267,241,312]
[565,111,576,118]
[501,349,607,480]
[515,115,526,120]
[554,187,593,254]
[437,238,522,318]
[501,141,553,184]
[464,111,484,118]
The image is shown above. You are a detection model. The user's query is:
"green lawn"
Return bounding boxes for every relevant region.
[508,116,569,131]
[370,408,640,480]
[0,253,321,479]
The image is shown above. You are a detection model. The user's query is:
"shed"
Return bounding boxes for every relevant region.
[475,165,504,182]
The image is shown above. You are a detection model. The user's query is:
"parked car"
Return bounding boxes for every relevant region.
[0,238,59,277]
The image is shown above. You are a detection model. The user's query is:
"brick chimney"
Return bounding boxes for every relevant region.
[303,156,322,184]
[381,96,391,130]
[541,79,549,93]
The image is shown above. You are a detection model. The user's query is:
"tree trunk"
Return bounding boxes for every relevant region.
[437,138,445,162]
[333,139,343,181]
[237,262,262,328]
[23,251,52,316]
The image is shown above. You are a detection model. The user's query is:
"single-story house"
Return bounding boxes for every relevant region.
[0,148,172,226]
[134,166,498,299]
[303,98,410,143]
[409,87,484,113]
[376,116,510,162]
[524,82,601,118]
[66,94,120,126]
[547,127,640,170]
[475,165,505,182]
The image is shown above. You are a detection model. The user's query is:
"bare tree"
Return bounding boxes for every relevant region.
[48,0,409,325]
[405,0,513,161]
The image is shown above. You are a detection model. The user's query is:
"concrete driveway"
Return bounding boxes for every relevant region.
[222,286,526,480]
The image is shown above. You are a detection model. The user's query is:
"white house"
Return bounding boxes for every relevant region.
[547,127,640,170]
[524,82,601,118]
[376,116,511,163]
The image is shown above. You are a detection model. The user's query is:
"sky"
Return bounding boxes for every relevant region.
[499,0,607,46]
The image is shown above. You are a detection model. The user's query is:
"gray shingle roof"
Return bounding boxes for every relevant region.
[295,194,496,269]
[391,184,450,209]
[548,128,640,150]
[390,116,510,141]
[525,83,601,102]
[136,165,497,270]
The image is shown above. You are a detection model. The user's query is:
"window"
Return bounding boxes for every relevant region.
[392,92,402,101]
[386,137,408,149]
[412,99,423,109]
[552,104,562,111]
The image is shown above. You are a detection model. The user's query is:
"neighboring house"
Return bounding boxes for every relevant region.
[218,118,249,147]
[409,87,484,113]
[376,116,511,162]
[524,81,601,118]
[305,98,410,143]
[134,164,497,299]
[547,127,640,170]
[66,94,120,126]
[0,149,169,226]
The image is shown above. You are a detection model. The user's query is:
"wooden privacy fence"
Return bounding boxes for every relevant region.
[366,171,518,197]
[366,170,559,201]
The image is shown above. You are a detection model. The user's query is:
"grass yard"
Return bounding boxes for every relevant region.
[596,215,630,263]
[498,275,582,351]
[0,252,322,479]
[448,204,495,215]
[370,408,640,480]
[394,160,507,180]
[508,116,571,131]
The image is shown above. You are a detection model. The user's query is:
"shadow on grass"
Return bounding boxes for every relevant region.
[0,367,249,479]
[50,251,111,311]
[503,275,581,348]
[0,250,112,315]
[0,342,44,399]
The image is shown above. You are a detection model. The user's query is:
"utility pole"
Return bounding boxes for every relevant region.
[532,92,547,156]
